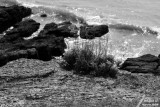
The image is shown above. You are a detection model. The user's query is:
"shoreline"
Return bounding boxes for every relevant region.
[0,58,159,107]
[0,4,160,107]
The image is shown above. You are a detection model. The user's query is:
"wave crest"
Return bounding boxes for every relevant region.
[109,23,159,35]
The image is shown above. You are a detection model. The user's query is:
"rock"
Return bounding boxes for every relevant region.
[0,19,40,66]
[80,24,109,39]
[27,36,66,61]
[40,13,47,18]
[0,5,32,33]
[1,19,40,42]
[38,21,78,38]
[120,54,160,73]
[0,21,79,67]
[128,54,159,62]
[155,66,160,74]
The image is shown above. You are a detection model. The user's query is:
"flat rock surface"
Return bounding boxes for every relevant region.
[0,58,58,78]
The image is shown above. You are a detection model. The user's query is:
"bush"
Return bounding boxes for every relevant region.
[61,47,118,78]
[62,48,79,70]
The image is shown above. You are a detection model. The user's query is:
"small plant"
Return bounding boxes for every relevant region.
[61,47,118,78]
[61,34,118,78]
[61,48,79,70]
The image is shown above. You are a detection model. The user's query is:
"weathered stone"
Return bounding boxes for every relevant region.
[38,21,78,38]
[128,54,159,62]
[120,54,160,73]
[1,19,40,42]
[80,24,109,39]
[0,20,80,67]
[0,5,32,33]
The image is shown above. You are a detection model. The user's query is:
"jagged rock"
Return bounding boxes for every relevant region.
[120,54,160,73]
[1,19,40,42]
[27,35,66,61]
[0,20,79,67]
[0,19,40,66]
[80,24,109,39]
[38,21,78,38]
[0,5,32,33]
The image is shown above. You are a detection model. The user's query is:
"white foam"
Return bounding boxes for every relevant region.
[16,0,42,7]
[86,15,103,25]
[16,0,56,9]
[152,27,160,39]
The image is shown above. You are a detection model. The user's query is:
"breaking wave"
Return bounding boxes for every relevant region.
[109,23,160,36]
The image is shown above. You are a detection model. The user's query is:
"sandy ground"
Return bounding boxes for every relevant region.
[0,58,160,107]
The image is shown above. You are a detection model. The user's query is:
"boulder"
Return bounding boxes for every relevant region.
[120,54,160,73]
[38,21,78,38]
[0,5,32,33]
[80,24,109,39]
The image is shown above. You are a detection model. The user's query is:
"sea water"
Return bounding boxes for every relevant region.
[1,0,160,61]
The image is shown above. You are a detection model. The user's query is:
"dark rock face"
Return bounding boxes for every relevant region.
[40,13,47,18]
[0,19,40,66]
[0,5,32,33]
[27,36,66,61]
[0,19,80,67]
[0,5,109,67]
[120,54,160,74]
[80,25,109,39]
[1,19,40,42]
[38,21,79,38]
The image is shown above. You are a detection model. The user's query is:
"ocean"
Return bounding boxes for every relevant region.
[1,0,160,60]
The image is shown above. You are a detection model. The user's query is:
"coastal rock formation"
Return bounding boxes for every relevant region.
[0,5,32,33]
[38,21,78,38]
[80,24,109,39]
[0,19,80,67]
[120,54,160,74]
[0,5,110,67]
[1,19,40,42]
[0,19,40,66]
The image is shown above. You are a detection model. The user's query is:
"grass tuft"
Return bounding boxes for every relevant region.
[61,46,118,78]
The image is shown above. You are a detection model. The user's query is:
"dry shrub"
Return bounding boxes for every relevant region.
[61,46,118,78]
[61,48,79,70]
[61,34,118,78]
